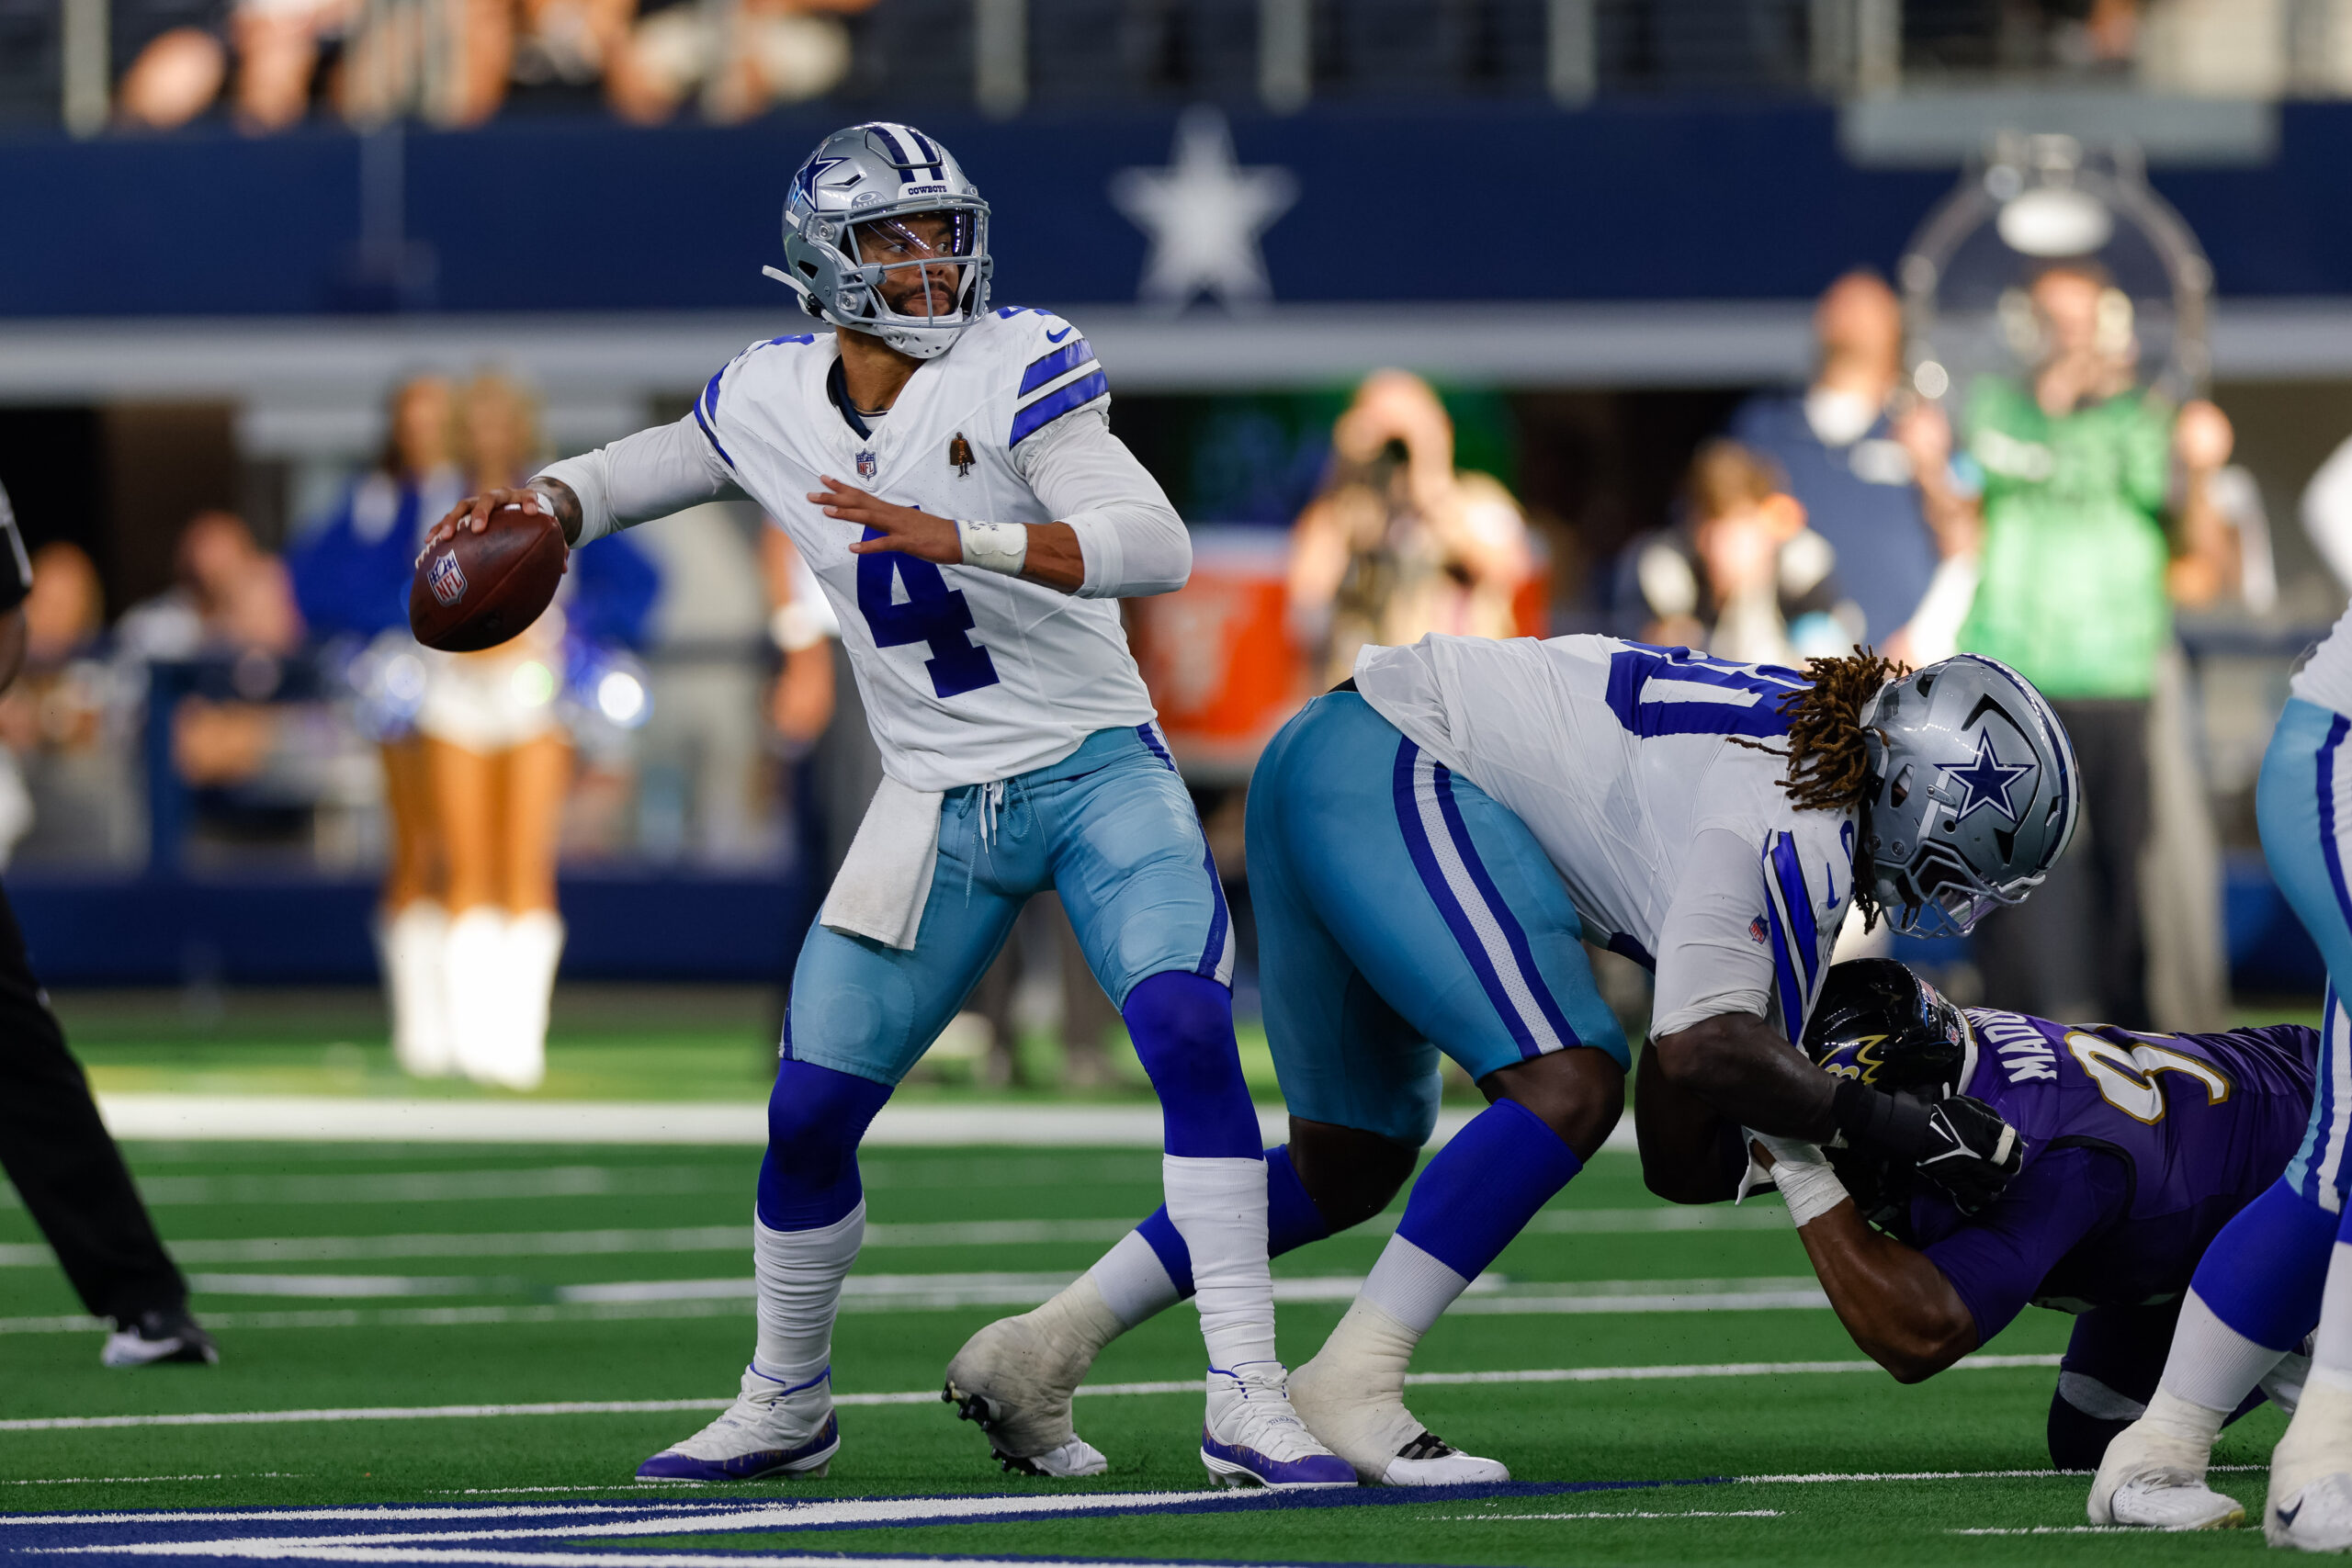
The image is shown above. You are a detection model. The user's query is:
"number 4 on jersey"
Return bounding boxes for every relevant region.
[854,527,1001,699]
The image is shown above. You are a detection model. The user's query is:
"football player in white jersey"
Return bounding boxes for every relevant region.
[950,638,2077,1484]
[2087,608,2352,1544]
[424,122,1350,1490]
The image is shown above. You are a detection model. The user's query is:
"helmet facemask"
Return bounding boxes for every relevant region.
[773,123,995,361]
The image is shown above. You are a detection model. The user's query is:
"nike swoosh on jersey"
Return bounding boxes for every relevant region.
[1046,326,1072,343]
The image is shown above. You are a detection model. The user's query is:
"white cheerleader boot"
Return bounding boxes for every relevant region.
[500,908,563,1094]
[379,901,455,1077]
[444,907,515,1088]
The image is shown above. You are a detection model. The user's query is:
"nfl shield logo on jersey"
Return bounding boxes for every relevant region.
[856,449,878,480]
[427,552,467,607]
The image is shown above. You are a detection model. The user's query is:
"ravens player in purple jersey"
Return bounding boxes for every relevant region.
[1717,960,2320,1469]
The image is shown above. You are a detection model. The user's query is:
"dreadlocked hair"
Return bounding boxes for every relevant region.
[1731,649,1906,812]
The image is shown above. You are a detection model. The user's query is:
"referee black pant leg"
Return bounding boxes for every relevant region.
[0,881,185,1323]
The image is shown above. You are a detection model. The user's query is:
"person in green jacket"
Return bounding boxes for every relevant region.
[1943,260,2236,1027]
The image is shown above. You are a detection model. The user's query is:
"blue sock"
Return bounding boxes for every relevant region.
[2189,1177,2337,1350]
[756,1058,892,1231]
[1135,1145,1331,1299]
[1122,970,1261,1158]
[1393,1098,1580,1286]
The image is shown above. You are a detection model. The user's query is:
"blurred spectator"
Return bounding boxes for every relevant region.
[1954,260,2236,1030]
[0,545,139,866]
[1288,370,1533,689]
[1728,271,1971,660]
[608,0,871,125]
[116,511,303,663]
[114,0,359,132]
[1624,440,1863,667]
[288,374,463,1078]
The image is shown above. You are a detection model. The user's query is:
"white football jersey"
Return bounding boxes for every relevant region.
[1355,634,1856,1042]
[2293,603,2352,719]
[695,308,1159,791]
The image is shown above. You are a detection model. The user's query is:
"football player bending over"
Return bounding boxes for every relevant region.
[2088,603,2352,1545]
[948,637,2072,1483]
[1723,960,2318,1506]
[426,124,1350,1489]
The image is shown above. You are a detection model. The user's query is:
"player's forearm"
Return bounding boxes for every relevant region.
[537,417,740,546]
[1650,1011,1839,1143]
[1017,523,1086,592]
[1792,1202,1977,1382]
[1632,1042,1749,1203]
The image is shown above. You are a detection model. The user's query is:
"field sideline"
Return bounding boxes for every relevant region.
[0,1010,2324,1565]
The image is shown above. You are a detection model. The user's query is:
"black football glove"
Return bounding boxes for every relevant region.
[1911,1094,2022,1215]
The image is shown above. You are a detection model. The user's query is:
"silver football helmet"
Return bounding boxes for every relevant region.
[765,122,993,360]
[1858,654,2080,937]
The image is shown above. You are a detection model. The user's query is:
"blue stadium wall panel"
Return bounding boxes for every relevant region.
[14,101,2352,315]
[6,871,812,985]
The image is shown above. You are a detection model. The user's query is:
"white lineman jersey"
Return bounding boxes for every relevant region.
[1354,634,1856,1042]
[696,308,1156,791]
[2295,601,2352,720]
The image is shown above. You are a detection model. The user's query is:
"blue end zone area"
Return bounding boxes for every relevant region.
[0,1483,1728,1566]
[6,867,814,985]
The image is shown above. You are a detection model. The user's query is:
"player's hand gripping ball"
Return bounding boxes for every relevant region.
[410,502,566,652]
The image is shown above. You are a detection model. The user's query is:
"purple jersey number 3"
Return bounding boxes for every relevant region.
[854,526,1001,698]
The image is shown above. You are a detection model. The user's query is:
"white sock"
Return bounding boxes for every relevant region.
[2316,1242,2352,1385]
[2159,1289,2289,1419]
[1087,1229,1182,1328]
[1359,1235,1473,1337]
[1162,1155,1275,1370]
[443,906,511,1086]
[380,901,453,1077]
[752,1202,865,1390]
[504,909,563,1091]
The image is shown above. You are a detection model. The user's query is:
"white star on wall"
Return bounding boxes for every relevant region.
[1109,107,1298,310]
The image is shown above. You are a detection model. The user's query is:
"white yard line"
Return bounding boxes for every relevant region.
[0,1204,1779,1269]
[0,1354,2062,1435]
[90,1096,1646,1150]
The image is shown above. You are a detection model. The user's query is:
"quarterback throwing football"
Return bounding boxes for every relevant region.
[428,123,1348,1490]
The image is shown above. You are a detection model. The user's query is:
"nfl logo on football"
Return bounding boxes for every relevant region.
[856,449,878,480]
[427,552,468,607]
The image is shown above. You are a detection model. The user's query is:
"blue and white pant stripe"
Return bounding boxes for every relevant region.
[1391,739,1581,1059]
[2264,699,2352,1210]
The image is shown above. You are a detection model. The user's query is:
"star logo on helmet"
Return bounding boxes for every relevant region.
[1943,731,2034,824]
[793,156,853,209]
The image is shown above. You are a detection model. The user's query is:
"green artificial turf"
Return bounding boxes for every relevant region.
[0,1124,2249,1567]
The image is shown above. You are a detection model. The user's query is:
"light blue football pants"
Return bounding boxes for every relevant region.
[1247,690,1629,1148]
[785,723,1233,1088]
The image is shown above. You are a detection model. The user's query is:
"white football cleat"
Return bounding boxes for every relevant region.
[2270,1472,2352,1551]
[2088,1416,2239,1529]
[1199,1362,1354,1490]
[943,1285,1116,1476]
[1289,1342,1504,1485]
[637,1364,839,1483]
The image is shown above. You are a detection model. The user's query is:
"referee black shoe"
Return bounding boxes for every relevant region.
[101,1305,219,1368]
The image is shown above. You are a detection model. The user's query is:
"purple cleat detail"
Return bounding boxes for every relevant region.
[636,1413,839,1483]
[1199,1425,1357,1490]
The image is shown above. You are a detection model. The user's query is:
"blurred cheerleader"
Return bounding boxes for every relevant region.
[288,376,464,1080]
[425,371,655,1089]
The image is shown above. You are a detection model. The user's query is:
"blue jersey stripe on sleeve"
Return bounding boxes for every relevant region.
[1010,370,1109,447]
[1019,339,1094,396]
[693,401,736,470]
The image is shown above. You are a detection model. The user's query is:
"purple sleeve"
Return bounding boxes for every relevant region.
[1920,1146,2132,1344]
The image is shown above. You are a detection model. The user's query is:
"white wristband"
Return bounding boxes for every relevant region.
[1751,1130,1849,1227]
[957,519,1028,576]
[769,603,829,654]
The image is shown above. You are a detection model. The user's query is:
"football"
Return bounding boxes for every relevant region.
[408,502,567,652]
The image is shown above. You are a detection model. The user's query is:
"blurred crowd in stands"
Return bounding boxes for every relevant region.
[24,0,2283,137]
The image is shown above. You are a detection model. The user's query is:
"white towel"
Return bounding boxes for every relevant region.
[819,776,943,950]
